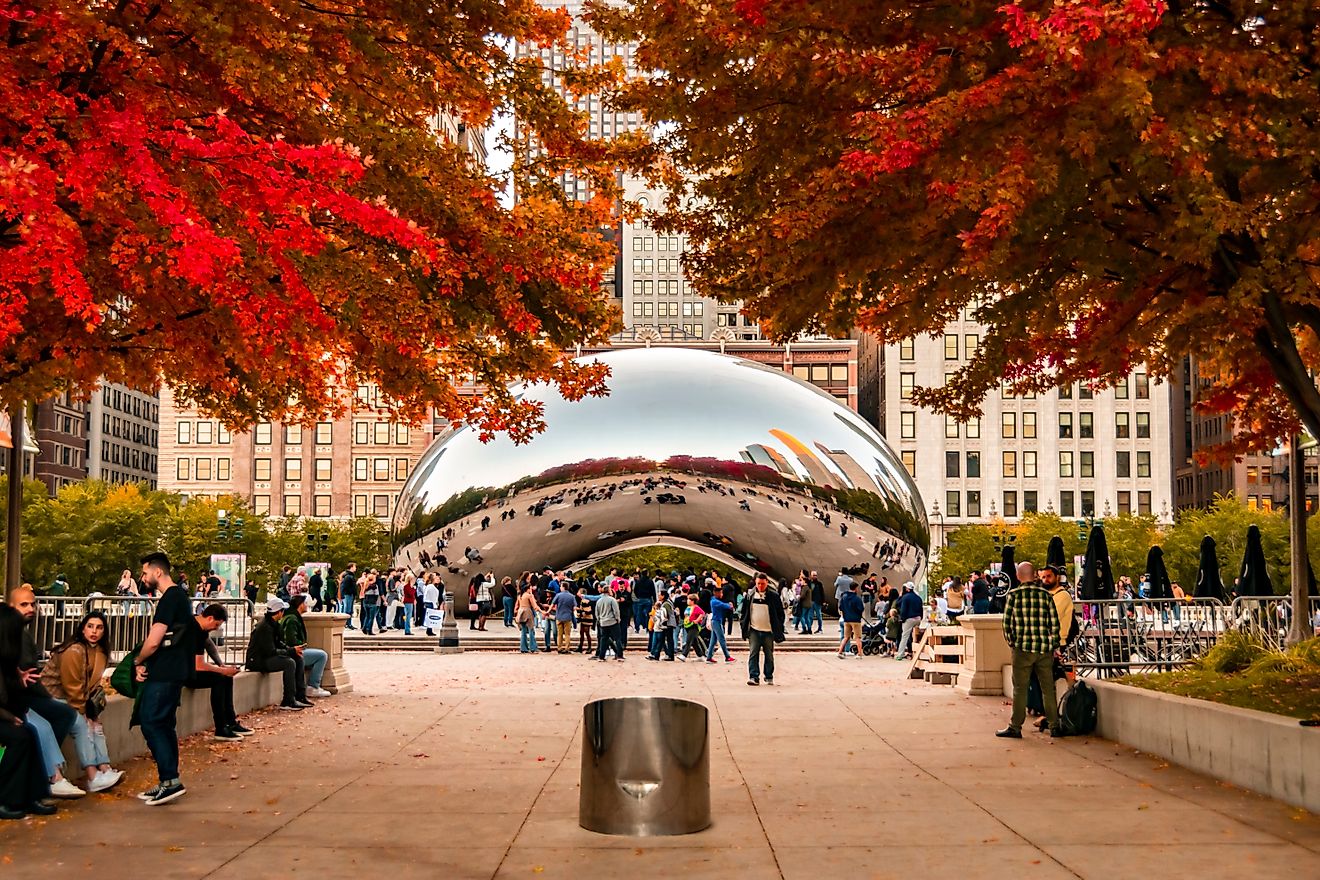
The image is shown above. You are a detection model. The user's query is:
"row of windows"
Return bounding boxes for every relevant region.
[175,457,232,481]
[103,387,159,421]
[99,441,155,471]
[250,493,396,518]
[898,368,1151,401]
[353,458,411,482]
[941,489,1153,519]
[631,236,683,252]
[629,323,707,337]
[631,302,704,318]
[631,279,684,296]
[177,421,235,445]
[897,410,1153,440]
[934,449,1153,480]
[715,313,757,327]
[791,365,849,384]
[631,258,683,276]
[102,414,157,446]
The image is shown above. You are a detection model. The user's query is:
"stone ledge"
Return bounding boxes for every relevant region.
[60,671,284,768]
[1091,679,1320,813]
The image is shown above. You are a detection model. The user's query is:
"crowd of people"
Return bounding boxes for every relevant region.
[0,552,338,818]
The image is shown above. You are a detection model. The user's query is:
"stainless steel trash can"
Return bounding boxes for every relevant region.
[579,696,711,836]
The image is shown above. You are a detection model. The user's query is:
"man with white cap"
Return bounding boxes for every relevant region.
[245,597,311,711]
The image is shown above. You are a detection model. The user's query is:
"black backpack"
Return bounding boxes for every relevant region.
[1057,681,1098,736]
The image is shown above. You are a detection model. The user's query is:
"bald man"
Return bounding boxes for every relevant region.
[7,587,84,797]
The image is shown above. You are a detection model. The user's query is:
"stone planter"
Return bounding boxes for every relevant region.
[303,612,353,694]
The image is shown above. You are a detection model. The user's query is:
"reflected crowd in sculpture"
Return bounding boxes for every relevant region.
[392,348,928,616]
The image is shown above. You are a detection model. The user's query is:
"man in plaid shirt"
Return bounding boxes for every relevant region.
[997,561,1063,738]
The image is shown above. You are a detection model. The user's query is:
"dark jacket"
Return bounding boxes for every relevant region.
[897,590,924,621]
[20,626,54,700]
[245,616,292,670]
[739,588,786,641]
[280,610,309,648]
[839,591,865,623]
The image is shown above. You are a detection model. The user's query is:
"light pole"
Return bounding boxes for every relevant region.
[929,501,945,550]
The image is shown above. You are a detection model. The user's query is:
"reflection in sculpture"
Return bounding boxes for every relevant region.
[392,348,928,615]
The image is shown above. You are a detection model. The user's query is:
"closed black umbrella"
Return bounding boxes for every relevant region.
[1309,562,1318,598]
[1193,535,1225,601]
[1145,546,1172,599]
[1046,536,1066,569]
[1237,524,1274,597]
[1002,543,1019,588]
[1079,524,1115,600]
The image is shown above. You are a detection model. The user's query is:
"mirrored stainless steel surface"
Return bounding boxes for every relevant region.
[392,348,928,612]
[579,696,710,837]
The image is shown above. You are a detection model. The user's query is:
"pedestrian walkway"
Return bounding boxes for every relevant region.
[2,653,1317,879]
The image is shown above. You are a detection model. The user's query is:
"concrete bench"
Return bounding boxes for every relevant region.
[59,671,284,768]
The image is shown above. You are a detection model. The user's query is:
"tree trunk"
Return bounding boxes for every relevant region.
[1288,436,1311,646]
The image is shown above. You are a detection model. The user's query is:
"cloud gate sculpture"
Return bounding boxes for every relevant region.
[392,348,928,616]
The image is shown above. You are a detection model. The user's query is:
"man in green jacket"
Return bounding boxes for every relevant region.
[279,596,330,698]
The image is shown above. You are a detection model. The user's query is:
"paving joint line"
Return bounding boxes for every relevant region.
[200,692,470,879]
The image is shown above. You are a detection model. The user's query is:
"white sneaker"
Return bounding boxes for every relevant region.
[87,769,124,793]
[50,778,86,799]
[307,687,332,698]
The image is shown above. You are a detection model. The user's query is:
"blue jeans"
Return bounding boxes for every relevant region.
[341,595,355,622]
[633,599,653,632]
[503,596,515,626]
[66,709,110,769]
[519,621,538,652]
[747,629,775,682]
[24,695,77,777]
[401,603,414,634]
[973,599,990,614]
[811,605,824,631]
[302,647,329,688]
[361,599,378,634]
[542,616,555,652]
[139,680,185,783]
[706,625,730,660]
[650,628,674,659]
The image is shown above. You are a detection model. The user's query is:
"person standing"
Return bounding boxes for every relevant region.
[632,571,656,633]
[516,584,545,654]
[308,567,325,612]
[502,577,518,628]
[551,583,577,654]
[131,553,195,805]
[894,582,924,660]
[422,575,441,637]
[400,574,416,636]
[575,587,596,653]
[705,588,735,663]
[740,573,784,685]
[838,581,865,658]
[809,571,826,633]
[648,590,676,660]
[946,578,966,622]
[997,562,1063,738]
[594,588,624,661]
[339,564,359,626]
[796,576,814,635]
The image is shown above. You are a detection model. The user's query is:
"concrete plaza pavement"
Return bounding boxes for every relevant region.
[1,649,1318,879]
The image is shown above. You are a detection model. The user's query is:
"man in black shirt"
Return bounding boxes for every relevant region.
[184,604,251,742]
[132,552,194,805]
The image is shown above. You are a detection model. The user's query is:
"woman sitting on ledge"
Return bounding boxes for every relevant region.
[41,611,124,793]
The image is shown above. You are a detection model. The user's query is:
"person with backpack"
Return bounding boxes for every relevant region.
[705,587,735,663]
[997,562,1063,739]
[647,590,676,660]
[40,611,124,793]
[1027,565,1078,725]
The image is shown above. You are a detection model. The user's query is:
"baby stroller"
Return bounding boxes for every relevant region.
[861,618,888,655]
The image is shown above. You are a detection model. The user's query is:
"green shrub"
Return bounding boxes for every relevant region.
[1245,652,1308,676]
[1196,631,1268,673]
[1284,637,1320,669]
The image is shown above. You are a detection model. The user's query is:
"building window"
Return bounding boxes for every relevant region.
[1080,451,1094,478]
[1022,412,1037,439]
[1138,491,1152,514]
[945,491,960,518]
[1115,376,1129,399]
[1058,412,1073,438]
[313,495,331,517]
[946,451,960,478]
[1059,451,1074,478]
[395,458,410,481]
[284,495,302,517]
[899,373,915,400]
[966,417,980,439]
[1059,383,1073,400]
[353,495,368,517]
[315,422,333,444]
[195,458,212,480]
[1115,412,1130,438]
[354,458,368,480]
[945,415,959,439]
[254,458,272,481]
[175,458,190,480]
[1003,491,1018,518]
[177,422,192,444]
[196,422,213,444]
[374,422,390,445]
[373,494,391,517]
[1137,451,1151,478]
[900,411,915,439]
[217,458,230,481]
[1135,371,1150,399]
[1081,490,1095,516]
[1023,451,1037,478]
[944,334,958,359]
[1117,491,1131,514]
[899,339,914,360]
[285,458,301,481]
[1078,384,1093,401]
[964,334,979,360]
[354,422,370,444]
[1002,451,1016,478]
[966,452,981,478]
[1023,490,1038,513]
[1001,412,1016,439]
[255,423,273,445]
[253,495,271,515]
[374,458,390,481]
[1079,412,1094,439]
[315,458,332,481]
[967,491,981,519]
[284,425,302,445]
[1136,412,1151,438]
[900,450,916,477]
[1060,491,1075,517]
[1116,451,1131,478]
[396,425,410,444]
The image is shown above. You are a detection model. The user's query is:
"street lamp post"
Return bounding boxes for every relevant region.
[929,501,945,550]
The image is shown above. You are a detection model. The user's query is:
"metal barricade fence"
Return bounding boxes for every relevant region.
[32,597,96,661]
[1064,598,1229,678]
[1229,596,1320,651]
[37,595,258,666]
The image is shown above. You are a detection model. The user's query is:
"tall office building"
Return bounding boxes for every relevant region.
[85,382,160,488]
[883,315,1177,544]
[32,393,87,494]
